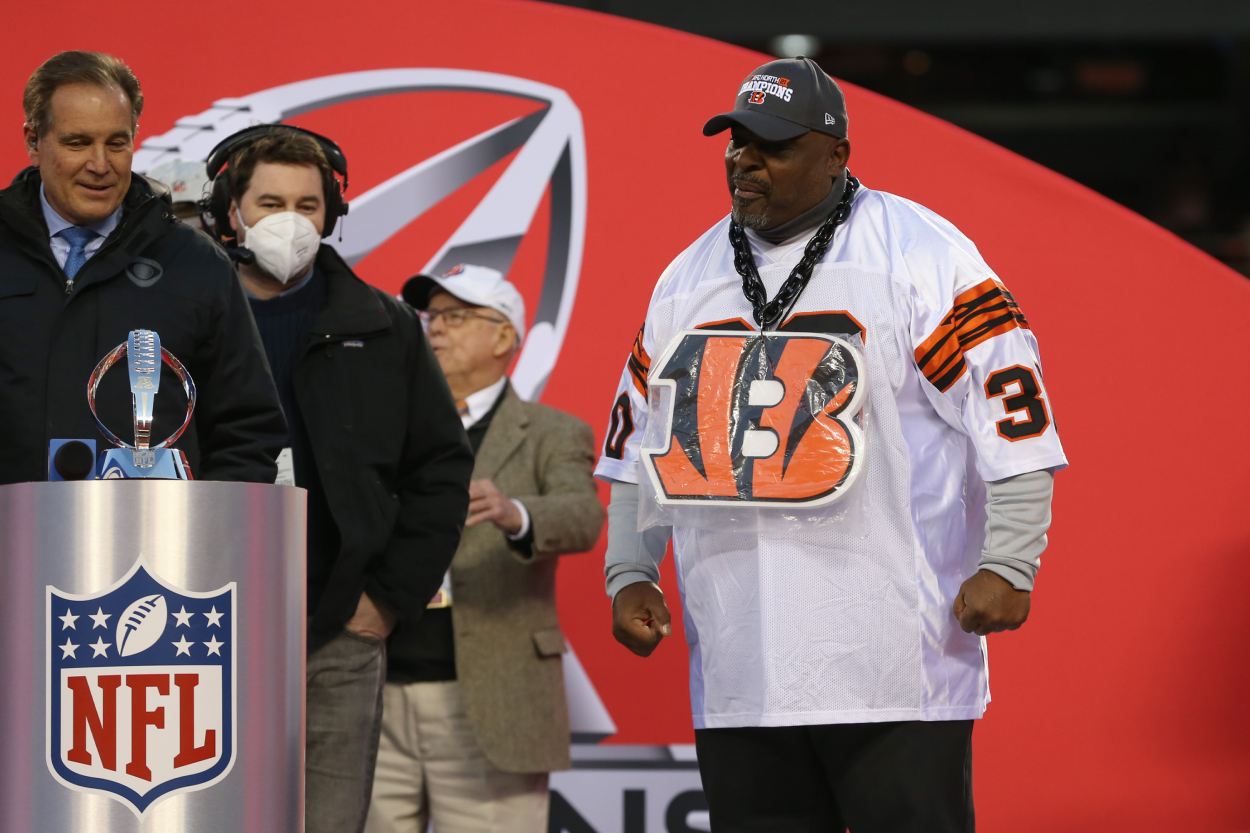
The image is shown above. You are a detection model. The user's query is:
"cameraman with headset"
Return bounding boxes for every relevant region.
[204,125,474,833]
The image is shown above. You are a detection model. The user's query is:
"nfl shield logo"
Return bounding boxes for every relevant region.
[46,557,236,815]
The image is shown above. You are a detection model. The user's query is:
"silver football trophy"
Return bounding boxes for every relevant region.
[88,329,197,479]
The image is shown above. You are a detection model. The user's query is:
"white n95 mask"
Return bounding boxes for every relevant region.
[236,209,321,284]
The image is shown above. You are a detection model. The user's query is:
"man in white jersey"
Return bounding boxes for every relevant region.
[595,56,1067,831]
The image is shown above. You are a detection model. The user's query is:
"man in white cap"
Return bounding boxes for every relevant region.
[366,264,604,833]
[146,157,209,226]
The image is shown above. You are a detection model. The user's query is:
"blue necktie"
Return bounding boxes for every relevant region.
[58,226,98,281]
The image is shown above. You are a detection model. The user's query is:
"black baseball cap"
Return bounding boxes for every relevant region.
[703,57,848,142]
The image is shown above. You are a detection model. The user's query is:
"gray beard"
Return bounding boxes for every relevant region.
[731,199,771,229]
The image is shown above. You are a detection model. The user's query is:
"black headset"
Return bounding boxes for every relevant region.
[201,124,349,241]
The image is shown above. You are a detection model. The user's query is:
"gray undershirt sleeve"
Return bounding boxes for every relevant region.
[977,469,1054,592]
[604,480,672,599]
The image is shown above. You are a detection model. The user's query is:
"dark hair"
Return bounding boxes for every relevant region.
[227,129,335,204]
[24,51,143,138]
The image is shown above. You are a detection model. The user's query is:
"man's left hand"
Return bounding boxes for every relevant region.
[344,591,397,641]
[465,479,523,535]
[953,570,1031,636]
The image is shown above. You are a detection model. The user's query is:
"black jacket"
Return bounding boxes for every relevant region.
[0,168,286,484]
[297,246,474,634]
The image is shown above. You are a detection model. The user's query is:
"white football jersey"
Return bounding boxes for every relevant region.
[595,183,1068,729]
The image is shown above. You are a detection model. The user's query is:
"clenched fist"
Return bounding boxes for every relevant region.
[953,569,1031,636]
[612,581,672,657]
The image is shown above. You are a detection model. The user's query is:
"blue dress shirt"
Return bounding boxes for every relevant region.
[40,184,122,270]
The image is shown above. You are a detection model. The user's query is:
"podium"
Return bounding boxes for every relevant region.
[0,481,306,832]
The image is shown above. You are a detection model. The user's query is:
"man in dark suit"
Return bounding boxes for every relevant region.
[0,51,285,484]
[366,264,604,833]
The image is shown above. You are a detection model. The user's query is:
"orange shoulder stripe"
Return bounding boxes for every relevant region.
[626,323,650,396]
[914,278,1030,392]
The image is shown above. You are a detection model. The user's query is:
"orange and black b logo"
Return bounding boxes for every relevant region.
[641,331,866,506]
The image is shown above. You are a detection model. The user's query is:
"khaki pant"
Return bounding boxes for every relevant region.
[364,680,549,833]
[306,628,388,833]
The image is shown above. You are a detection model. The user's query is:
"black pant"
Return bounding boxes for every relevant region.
[694,720,974,833]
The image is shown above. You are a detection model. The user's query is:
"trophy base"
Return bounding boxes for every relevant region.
[98,448,193,480]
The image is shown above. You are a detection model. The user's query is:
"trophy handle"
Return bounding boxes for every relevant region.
[154,347,197,449]
[88,341,197,451]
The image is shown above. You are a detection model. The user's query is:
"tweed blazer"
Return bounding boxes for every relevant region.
[450,385,605,773]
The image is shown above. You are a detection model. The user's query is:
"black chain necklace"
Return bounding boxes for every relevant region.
[729,174,860,331]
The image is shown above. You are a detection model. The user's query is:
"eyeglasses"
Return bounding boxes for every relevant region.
[420,306,509,330]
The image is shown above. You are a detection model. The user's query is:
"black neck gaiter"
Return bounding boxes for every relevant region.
[754,170,849,245]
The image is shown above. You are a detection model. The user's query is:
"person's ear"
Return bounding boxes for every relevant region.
[229,202,242,239]
[493,322,517,358]
[829,137,851,178]
[23,123,39,166]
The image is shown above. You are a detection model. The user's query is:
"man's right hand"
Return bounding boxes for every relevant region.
[344,591,396,642]
[612,581,672,657]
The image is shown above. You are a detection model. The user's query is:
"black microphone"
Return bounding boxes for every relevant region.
[49,439,97,481]
[225,246,256,265]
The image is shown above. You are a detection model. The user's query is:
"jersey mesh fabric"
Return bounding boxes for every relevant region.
[596,185,1067,728]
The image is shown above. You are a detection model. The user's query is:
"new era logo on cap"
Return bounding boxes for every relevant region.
[826,113,837,125]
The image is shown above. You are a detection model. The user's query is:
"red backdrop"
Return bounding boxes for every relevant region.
[5,0,1249,827]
